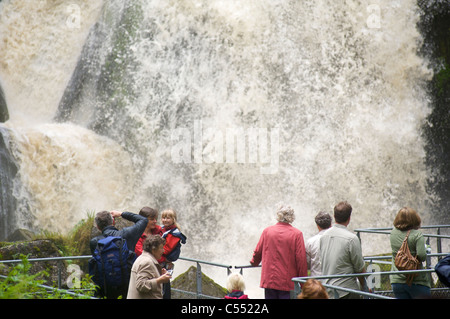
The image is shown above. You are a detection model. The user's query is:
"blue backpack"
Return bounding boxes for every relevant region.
[89,236,136,297]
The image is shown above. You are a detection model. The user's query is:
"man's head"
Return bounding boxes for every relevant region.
[95,210,113,231]
[315,211,332,230]
[334,201,352,225]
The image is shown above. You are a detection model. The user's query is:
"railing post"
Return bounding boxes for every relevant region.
[333,289,339,299]
[196,262,202,299]
[57,260,63,289]
[437,227,442,260]
[294,281,301,296]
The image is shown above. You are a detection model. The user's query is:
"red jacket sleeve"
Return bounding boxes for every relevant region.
[135,234,146,256]
[250,231,265,266]
[158,233,181,263]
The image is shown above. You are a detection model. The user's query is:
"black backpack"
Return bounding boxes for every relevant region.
[89,236,136,298]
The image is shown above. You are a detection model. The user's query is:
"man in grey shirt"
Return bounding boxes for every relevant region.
[320,201,367,299]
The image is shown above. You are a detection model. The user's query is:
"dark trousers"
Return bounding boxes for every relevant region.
[264,288,291,299]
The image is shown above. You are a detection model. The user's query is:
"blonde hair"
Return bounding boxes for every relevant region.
[226,273,246,292]
[161,209,181,230]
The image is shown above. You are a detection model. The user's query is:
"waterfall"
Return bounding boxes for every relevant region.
[0,0,437,294]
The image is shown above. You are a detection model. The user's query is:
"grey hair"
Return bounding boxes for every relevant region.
[276,204,295,224]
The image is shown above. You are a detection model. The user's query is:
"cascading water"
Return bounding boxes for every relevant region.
[0,0,439,296]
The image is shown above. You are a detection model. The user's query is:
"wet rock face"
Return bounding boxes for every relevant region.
[0,127,18,241]
[419,1,450,222]
[0,84,8,123]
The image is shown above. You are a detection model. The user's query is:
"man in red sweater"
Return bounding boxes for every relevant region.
[250,204,308,299]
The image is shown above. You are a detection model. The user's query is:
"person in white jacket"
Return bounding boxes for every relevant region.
[305,211,332,277]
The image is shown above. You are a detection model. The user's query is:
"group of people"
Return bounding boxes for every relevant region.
[88,201,445,300]
[249,201,435,299]
[89,207,186,299]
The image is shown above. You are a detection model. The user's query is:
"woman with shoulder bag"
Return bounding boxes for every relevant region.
[389,207,431,299]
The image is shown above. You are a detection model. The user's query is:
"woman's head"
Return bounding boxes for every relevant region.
[393,207,421,231]
[139,206,159,231]
[276,204,295,224]
[139,206,158,219]
[143,235,166,259]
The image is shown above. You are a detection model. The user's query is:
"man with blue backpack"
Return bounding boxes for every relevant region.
[89,210,148,299]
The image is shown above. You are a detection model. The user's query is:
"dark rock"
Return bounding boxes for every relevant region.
[0,126,33,241]
[171,266,227,299]
[6,228,35,242]
[0,83,8,123]
[0,239,68,287]
[0,127,19,241]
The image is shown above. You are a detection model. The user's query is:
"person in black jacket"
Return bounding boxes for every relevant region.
[90,210,148,254]
[89,210,148,298]
[435,254,450,288]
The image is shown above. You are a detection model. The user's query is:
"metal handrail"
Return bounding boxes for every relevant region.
[292,268,439,299]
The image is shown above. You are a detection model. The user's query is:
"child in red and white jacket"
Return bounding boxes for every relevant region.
[159,209,187,299]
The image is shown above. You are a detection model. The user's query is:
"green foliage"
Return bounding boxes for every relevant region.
[0,211,99,298]
[0,255,46,299]
[67,211,96,256]
[0,255,97,299]
[434,62,450,96]
[29,211,95,257]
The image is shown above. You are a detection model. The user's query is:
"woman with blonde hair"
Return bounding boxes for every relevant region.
[390,207,430,299]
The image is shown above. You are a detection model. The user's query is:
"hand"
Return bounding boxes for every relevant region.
[158,268,172,284]
[110,210,122,218]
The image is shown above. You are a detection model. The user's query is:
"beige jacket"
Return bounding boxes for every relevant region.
[127,251,163,299]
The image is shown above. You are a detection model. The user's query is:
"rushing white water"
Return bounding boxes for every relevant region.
[0,0,435,297]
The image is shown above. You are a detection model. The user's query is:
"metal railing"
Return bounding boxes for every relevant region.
[355,225,450,258]
[292,268,438,299]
